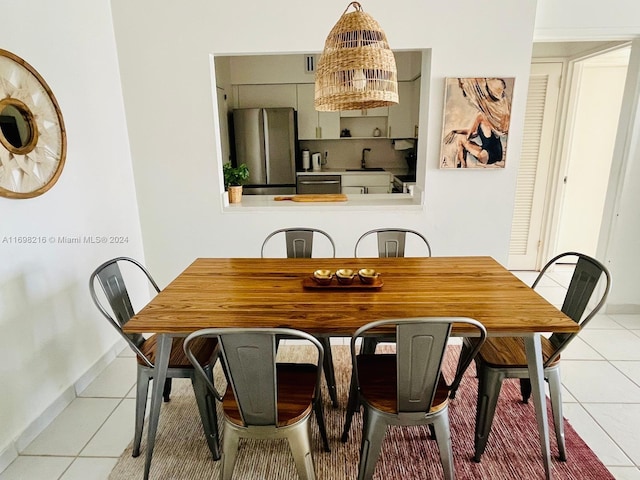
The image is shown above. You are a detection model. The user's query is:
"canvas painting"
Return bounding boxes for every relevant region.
[440,77,514,169]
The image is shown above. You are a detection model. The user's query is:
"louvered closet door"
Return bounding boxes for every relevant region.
[508,63,562,270]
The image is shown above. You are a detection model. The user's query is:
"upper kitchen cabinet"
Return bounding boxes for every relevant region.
[234,84,297,109]
[297,84,340,140]
[387,80,420,138]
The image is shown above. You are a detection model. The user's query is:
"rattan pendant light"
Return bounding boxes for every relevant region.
[315,2,398,111]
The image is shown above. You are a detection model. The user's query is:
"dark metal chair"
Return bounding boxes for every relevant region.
[89,257,221,459]
[261,227,339,407]
[184,327,329,480]
[341,317,486,480]
[452,252,611,462]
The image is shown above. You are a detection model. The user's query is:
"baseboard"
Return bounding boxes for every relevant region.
[0,443,18,477]
[0,338,127,473]
[605,304,640,314]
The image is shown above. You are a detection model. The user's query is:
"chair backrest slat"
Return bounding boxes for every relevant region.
[218,332,278,425]
[561,256,602,323]
[285,230,314,258]
[396,321,451,412]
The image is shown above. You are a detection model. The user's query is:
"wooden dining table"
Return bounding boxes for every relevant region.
[124,256,578,480]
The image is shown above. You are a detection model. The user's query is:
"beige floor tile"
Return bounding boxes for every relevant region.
[78,357,137,398]
[59,458,118,480]
[562,403,633,467]
[80,399,136,457]
[0,456,72,480]
[21,398,120,456]
[583,403,640,465]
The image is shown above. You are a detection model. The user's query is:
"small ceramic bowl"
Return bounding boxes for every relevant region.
[313,269,334,285]
[358,268,378,284]
[335,268,355,285]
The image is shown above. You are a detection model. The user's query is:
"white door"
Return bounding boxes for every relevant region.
[555,51,629,256]
[508,63,563,270]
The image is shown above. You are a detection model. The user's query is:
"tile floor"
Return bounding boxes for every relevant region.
[1,270,640,480]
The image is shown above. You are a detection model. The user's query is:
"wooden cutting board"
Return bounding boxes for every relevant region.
[273,194,348,202]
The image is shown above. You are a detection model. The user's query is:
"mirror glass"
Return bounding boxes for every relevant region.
[0,102,36,151]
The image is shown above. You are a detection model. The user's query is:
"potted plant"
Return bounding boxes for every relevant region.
[223,162,249,203]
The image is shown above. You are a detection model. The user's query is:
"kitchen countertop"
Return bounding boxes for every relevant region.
[222,191,423,212]
[297,169,393,175]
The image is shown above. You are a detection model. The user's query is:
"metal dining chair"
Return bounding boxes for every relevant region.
[89,257,221,460]
[342,317,487,480]
[183,327,329,480]
[261,227,336,259]
[353,228,432,258]
[261,227,339,407]
[452,251,611,462]
[354,228,432,355]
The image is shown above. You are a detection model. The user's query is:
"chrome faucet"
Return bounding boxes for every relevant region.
[361,148,371,169]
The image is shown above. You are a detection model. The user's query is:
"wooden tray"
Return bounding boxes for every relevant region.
[302,276,383,290]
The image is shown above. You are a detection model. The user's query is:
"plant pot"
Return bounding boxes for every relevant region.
[228,185,243,203]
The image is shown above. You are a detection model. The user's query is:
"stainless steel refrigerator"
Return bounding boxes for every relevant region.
[232,107,297,195]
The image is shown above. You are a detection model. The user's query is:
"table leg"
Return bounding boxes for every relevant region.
[143,334,172,480]
[524,334,552,480]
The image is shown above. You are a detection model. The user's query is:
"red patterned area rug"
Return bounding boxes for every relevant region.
[109,345,614,479]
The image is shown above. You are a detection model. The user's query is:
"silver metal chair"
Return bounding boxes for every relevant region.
[261,227,336,258]
[354,228,432,258]
[454,252,611,462]
[342,317,487,480]
[89,257,221,460]
[355,228,432,355]
[261,227,339,407]
[183,327,329,480]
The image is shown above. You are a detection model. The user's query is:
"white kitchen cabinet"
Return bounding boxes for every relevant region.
[296,84,340,140]
[387,81,419,138]
[340,106,389,117]
[236,84,297,108]
[341,172,392,194]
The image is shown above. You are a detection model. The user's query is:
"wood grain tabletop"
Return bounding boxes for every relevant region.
[124,257,578,337]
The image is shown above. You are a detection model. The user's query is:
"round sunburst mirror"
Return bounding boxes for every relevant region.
[0,49,66,199]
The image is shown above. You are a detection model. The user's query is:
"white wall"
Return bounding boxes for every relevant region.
[0,0,146,465]
[1,0,640,471]
[110,0,537,285]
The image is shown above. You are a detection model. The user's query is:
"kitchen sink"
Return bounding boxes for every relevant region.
[345,168,386,172]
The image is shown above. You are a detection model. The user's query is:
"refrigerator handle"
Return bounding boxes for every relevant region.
[262,109,271,184]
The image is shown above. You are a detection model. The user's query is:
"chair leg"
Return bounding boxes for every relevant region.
[547,367,567,461]
[318,337,338,407]
[358,408,387,480]
[474,365,504,462]
[162,377,172,402]
[313,397,331,452]
[361,338,378,355]
[450,338,475,399]
[341,373,360,442]
[133,367,150,458]
[287,419,317,480]
[432,413,454,480]
[519,378,532,404]
[191,368,221,460]
[220,424,240,480]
